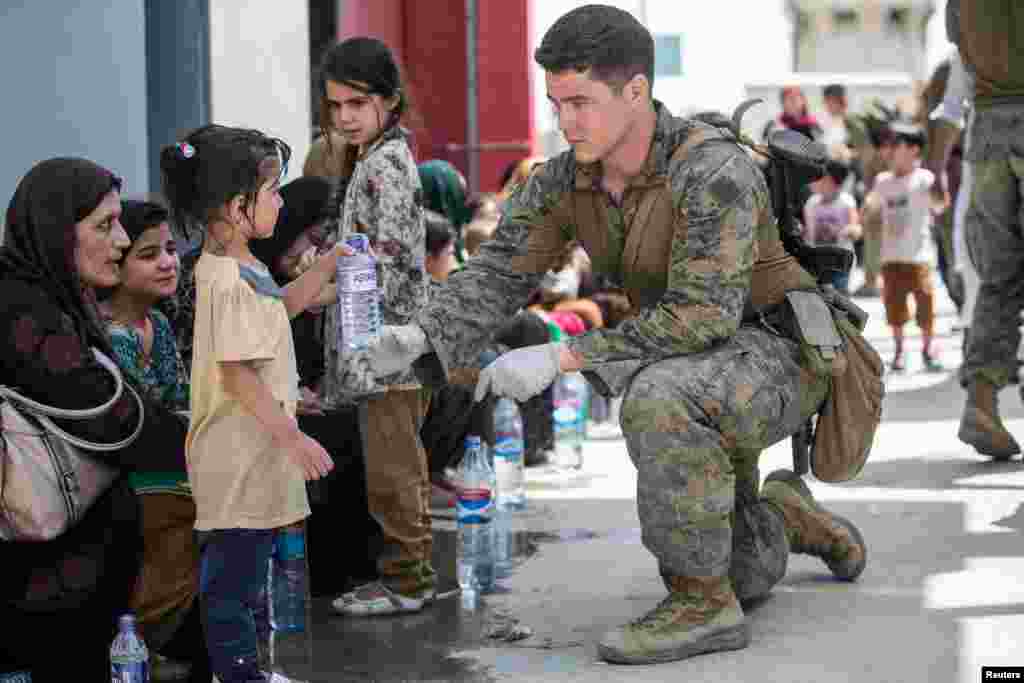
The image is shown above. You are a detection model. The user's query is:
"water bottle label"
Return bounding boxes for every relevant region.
[553,404,581,423]
[337,267,377,293]
[457,488,493,511]
[493,436,522,460]
[110,661,147,683]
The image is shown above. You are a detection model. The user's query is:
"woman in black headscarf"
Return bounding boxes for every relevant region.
[0,158,201,680]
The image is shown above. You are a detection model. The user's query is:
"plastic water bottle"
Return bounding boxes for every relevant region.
[492,398,526,510]
[110,613,149,682]
[552,372,588,470]
[269,524,307,632]
[456,436,495,594]
[336,233,380,352]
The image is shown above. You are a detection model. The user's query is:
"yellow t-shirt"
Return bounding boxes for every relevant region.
[186,253,308,531]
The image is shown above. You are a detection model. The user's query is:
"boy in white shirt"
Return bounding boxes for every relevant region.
[873,123,944,372]
[803,159,861,293]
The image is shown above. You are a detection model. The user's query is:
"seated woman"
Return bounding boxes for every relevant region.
[99,199,210,682]
[250,176,376,597]
[0,158,204,680]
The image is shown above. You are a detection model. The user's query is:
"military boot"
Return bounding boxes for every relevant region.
[761,469,866,581]
[960,380,1020,460]
[597,575,749,665]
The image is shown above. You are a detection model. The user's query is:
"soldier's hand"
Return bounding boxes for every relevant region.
[474,343,564,403]
[368,324,430,378]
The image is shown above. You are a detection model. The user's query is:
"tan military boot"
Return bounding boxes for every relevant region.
[959,380,1020,460]
[597,575,749,665]
[761,470,866,581]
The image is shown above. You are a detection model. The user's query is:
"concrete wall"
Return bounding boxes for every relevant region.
[0,0,151,210]
[208,0,311,182]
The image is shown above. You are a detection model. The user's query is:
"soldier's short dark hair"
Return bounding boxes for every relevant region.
[823,84,847,100]
[534,4,654,93]
[825,159,850,186]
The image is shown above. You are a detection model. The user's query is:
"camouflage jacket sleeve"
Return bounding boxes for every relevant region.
[566,139,763,366]
[355,141,428,325]
[415,163,566,381]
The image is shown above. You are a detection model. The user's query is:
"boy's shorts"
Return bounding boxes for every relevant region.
[881,261,934,335]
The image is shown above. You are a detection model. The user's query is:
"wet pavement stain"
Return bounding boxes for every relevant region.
[265,517,616,681]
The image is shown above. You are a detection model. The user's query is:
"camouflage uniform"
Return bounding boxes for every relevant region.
[417,102,847,608]
[950,0,1024,391]
[323,126,435,598]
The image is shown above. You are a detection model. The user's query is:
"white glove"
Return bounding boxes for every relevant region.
[368,324,430,377]
[474,343,564,403]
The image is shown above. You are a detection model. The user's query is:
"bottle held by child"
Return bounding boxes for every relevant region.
[336,233,381,353]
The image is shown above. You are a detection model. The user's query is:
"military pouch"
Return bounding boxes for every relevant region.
[811,314,885,483]
[779,290,846,378]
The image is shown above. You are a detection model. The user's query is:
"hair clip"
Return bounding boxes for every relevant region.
[177,142,195,160]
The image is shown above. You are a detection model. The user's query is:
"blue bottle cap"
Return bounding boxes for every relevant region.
[465,435,482,449]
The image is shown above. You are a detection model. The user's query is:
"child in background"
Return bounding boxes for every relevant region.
[873,122,944,373]
[803,159,862,293]
[160,124,346,683]
[424,210,459,284]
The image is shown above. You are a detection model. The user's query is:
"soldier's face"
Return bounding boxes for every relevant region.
[546,69,636,165]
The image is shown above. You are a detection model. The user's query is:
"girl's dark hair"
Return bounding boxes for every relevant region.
[317,37,409,140]
[424,210,455,256]
[534,5,654,92]
[159,124,291,229]
[120,199,170,247]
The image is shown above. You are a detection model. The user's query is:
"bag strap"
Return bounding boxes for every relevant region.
[0,348,124,419]
[0,348,146,452]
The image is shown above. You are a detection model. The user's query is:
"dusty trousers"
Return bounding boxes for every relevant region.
[359,387,435,595]
[619,325,830,580]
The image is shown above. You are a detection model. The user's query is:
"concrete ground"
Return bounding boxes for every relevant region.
[269,275,1024,682]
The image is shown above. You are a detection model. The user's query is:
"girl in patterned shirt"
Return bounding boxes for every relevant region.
[317,37,435,617]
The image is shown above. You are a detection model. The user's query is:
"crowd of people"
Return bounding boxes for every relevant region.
[1,1,1014,681]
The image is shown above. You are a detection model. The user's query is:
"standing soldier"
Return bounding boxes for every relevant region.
[366,5,867,664]
[927,1,1024,460]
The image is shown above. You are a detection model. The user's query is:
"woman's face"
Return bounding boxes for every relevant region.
[782,90,806,117]
[74,190,130,289]
[118,222,179,301]
[425,240,457,283]
[325,79,397,150]
[275,220,332,280]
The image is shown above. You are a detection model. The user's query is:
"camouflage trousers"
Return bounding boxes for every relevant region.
[619,325,830,581]
[961,104,1024,389]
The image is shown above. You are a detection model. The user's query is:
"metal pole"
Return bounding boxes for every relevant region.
[466,0,480,195]
[635,0,647,28]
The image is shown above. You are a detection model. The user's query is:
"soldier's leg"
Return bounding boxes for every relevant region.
[726,447,788,604]
[598,328,813,664]
[958,148,1024,458]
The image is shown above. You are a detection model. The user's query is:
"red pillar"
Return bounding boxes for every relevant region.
[336,0,534,193]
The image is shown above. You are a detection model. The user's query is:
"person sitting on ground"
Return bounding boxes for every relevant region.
[99,199,212,682]
[463,193,501,257]
[419,160,472,267]
[0,158,200,681]
[424,211,459,284]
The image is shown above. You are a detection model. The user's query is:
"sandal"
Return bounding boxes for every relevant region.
[889,353,905,372]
